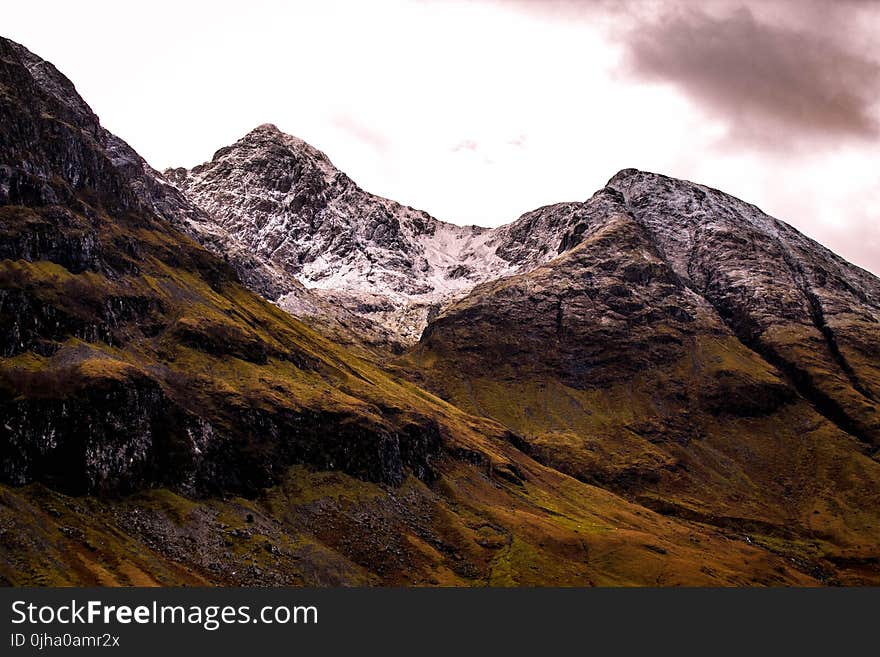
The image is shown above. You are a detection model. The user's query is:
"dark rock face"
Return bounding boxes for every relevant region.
[0,344,444,497]
[605,169,880,446]
[1,370,206,493]
[0,48,135,214]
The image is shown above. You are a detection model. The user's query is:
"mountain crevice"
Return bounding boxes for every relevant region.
[779,244,877,404]
[701,286,874,447]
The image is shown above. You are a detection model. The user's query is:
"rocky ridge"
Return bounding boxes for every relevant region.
[0,36,485,496]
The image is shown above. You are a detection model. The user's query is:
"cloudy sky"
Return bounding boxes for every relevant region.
[5,0,880,274]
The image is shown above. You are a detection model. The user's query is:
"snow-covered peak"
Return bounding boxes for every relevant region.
[167,125,528,342]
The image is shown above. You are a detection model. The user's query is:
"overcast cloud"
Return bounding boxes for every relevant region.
[4,0,879,274]
[625,7,880,148]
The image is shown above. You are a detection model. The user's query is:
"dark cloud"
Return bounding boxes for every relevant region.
[623,5,880,149]
[493,0,880,150]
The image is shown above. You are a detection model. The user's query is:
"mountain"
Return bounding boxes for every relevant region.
[1,36,484,497]
[165,127,593,345]
[170,126,880,446]
[2,36,828,586]
[405,172,880,582]
[5,41,400,353]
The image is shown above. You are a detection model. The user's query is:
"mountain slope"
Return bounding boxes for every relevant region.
[606,169,880,447]
[0,36,484,495]
[405,179,880,584]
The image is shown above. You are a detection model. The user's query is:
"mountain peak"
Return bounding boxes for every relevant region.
[605,167,679,193]
[250,122,282,135]
[239,122,320,150]
[607,167,642,184]
[219,123,339,176]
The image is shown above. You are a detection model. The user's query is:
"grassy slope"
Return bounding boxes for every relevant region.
[0,208,823,587]
[0,460,819,587]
